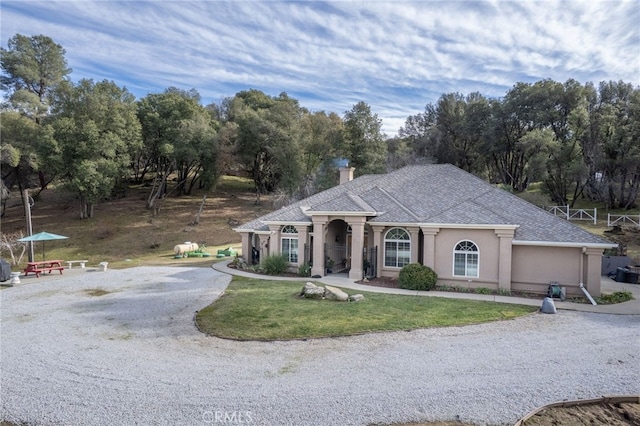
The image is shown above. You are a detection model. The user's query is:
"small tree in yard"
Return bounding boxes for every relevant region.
[0,232,28,265]
[399,263,438,291]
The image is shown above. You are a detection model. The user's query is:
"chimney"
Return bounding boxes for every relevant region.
[339,166,354,184]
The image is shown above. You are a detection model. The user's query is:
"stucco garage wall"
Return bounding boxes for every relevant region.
[511,245,582,296]
[432,229,501,289]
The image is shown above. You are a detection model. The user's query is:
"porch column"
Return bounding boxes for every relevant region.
[583,247,603,297]
[495,229,515,291]
[257,234,270,264]
[268,225,281,255]
[347,217,366,280]
[297,226,309,266]
[420,227,440,269]
[406,226,420,263]
[371,225,385,278]
[239,232,251,260]
[311,215,328,277]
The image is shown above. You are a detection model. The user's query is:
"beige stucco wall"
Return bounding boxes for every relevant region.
[511,245,583,296]
[375,226,602,296]
[378,227,503,289]
[431,229,501,289]
[242,218,604,297]
[326,220,345,246]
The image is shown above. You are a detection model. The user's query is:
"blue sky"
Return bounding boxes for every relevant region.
[2,1,639,135]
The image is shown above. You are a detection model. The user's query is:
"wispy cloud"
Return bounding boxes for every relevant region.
[2,0,638,135]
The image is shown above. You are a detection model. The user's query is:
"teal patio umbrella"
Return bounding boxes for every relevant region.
[18,231,69,261]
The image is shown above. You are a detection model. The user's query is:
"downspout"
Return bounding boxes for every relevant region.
[579,247,597,305]
[580,283,597,305]
[579,246,586,284]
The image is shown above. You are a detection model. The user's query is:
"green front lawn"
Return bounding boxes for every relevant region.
[195,277,538,340]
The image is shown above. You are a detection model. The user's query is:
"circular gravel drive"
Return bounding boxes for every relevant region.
[1,266,639,426]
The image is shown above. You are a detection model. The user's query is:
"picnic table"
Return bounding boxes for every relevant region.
[23,260,64,278]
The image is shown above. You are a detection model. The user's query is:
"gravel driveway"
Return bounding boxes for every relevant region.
[1,266,639,426]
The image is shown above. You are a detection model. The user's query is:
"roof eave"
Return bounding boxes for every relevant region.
[512,240,617,249]
[305,211,378,217]
[233,227,272,234]
[370,222,520,230]
[261,220,313,226]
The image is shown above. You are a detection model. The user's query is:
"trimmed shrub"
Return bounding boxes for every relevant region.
[262,254,289,275]
[399,263,438,291]
[298,262,311,277]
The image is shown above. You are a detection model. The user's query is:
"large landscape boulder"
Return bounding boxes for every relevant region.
[324,285,349,301]
[540,297,557,314]
[301,282,325,299]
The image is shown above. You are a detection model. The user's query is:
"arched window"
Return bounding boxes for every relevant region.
[281,225,298,263]
[384,228,410,268]
[453,240,479,277]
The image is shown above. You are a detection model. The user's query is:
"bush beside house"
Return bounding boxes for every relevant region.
[399,263,438,291]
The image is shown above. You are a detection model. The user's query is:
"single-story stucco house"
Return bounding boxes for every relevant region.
[234,164,616,297]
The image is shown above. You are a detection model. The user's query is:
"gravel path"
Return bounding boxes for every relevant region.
[1,266,639,426]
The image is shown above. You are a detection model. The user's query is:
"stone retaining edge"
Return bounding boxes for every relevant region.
[513,394,640,425]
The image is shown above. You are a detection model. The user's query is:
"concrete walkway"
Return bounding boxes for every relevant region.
[5,261,638,314]
[211,261,640,315]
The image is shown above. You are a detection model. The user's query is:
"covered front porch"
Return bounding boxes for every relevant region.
[237,215,376,280]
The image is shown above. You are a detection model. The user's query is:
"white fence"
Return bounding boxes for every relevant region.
[546,205,598,225]
[608,214,640,227]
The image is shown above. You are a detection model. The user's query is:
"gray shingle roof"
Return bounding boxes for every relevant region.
[236,164,612,245]
[307,193,375,213]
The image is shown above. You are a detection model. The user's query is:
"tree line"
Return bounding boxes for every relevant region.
[397,80,639,209]
[1,34,638,220]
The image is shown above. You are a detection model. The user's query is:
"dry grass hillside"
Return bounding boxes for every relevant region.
[1,176,270,269]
